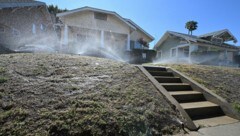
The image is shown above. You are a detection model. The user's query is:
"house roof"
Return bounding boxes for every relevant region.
[57,6,136,31]
[124,19,154,41]
[125,18,154,40]
[199,29,238,43]
[0,0,45,9]
[154,31,239,50]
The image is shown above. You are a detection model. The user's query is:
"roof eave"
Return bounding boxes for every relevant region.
[154,31,169,49]
[125,19,154,41]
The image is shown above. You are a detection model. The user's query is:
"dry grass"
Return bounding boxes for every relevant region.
[0,53,181,136]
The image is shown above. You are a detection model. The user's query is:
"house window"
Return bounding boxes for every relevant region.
[211,37,223,45]
[0,26,4,33]
[157,51,162,59]
[94,12,107,21]
[134,42,142,49]
[130,40,135,50]
[32,24,36,34]
[12,29,20,36]
[171,48,177,57]
[76,34,87,42]
[40,24,46,31]
[142,53,147,59]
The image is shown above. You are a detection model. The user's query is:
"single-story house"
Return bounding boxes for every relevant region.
[154,29,240,66]
[57,6,155,63]
[0,0,56,51]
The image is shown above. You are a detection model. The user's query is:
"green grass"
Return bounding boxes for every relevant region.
[0,108,29,135]
[233,102,240,113]
[0,67,6,73]
[0,77,8,83]
[32,65,48,76]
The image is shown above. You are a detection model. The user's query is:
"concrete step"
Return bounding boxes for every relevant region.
[148,71,174,77]
[162,83,192,91]
[181,101,225,120]
[155,76,182,83]
[193,115,239,127]
[170,91,206,103]
[144,66,167,71]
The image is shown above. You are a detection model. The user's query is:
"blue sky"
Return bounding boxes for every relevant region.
[41,0,240,48]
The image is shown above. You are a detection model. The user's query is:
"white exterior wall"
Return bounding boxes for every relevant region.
[61,11,130,34]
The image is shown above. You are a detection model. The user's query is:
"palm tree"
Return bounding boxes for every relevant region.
[185,21,198,35]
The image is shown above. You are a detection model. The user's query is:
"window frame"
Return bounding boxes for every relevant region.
[142,53,147,59]
[94,12,108,21]
[157,50,162,59]
[0,26,5,33]
[170,47,177,57]
[12,28,20,37]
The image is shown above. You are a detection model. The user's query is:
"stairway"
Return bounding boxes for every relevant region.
[142,66,239,128]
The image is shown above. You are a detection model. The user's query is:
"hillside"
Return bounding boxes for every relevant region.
[0,53,181,136]
[151,64,240,114]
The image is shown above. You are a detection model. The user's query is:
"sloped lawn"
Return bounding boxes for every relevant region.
[0,53,181,136]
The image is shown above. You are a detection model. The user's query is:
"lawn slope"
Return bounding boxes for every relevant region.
[0,54,181,136]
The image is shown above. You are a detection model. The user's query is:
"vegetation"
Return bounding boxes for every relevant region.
[0,54,181,136]
[0,77,8,84]
[233,102,240,113]
[185,21,198,35]
[138,38,149,48]
[47,5,68,15]
[0,67,7,84]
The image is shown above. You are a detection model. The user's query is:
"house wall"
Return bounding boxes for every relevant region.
[61,11,131,35]
[60,11,133,53]
[155,37,181,59]
[0,6,55,50]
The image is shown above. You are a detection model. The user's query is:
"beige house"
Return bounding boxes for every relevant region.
[57,6,154,60]
[0,0,55,51]
[154,30,240,66]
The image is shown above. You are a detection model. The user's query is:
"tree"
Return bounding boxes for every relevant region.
[47,5,68,15]
[185,21,198,35]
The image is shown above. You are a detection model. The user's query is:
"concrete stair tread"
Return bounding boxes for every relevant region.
[148,70,168,72]
[154,76,180,78]
[148,71,174,77]
[180,101,218,109]
[169,90,202,95]
[144,66,166,71]
[161,83,189,86]
[194,115,239,127]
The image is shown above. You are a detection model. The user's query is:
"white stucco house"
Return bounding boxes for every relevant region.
[154,29,240,65]
[56,6,155,63]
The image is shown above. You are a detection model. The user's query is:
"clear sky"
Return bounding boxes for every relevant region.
[41,0,240,48]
